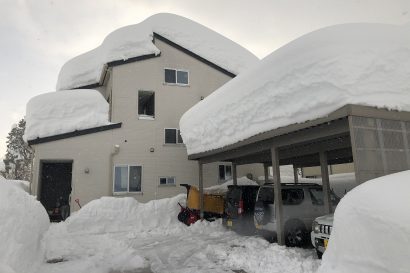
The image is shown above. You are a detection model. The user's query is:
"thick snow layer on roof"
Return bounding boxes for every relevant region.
[56,13,258,90]
[0,180,49,273]
[24,89,111,141]
[204,176,258,194]
[180,23,410,155]
[318,170,410,273]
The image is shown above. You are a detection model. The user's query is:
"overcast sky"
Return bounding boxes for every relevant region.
[0,0,409,158]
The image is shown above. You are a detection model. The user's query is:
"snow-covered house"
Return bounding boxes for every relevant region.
[180,22,410,244]
[25,13,262,215]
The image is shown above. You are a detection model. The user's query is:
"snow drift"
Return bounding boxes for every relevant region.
[56,13,258,90]
[24,89,111,141]
[0,175,30,193]
[180,23,410,155]
[318,170,410,273]
[0,179,49,273]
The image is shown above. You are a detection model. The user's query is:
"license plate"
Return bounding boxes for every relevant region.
[324,239,329,249]
[227,220,233,227]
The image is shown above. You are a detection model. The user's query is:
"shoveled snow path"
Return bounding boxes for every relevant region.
[38,220,320,273]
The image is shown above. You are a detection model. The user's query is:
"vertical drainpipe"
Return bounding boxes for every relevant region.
[109,144,120,195]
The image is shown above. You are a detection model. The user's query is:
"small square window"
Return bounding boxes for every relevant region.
[165,69,176,83]
[159,177,176,185]
[165,129,177,144]
[218,164,232,182]
[177,70,188,84]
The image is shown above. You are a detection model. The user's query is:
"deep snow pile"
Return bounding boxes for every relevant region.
[0,180,49,273]
[24,89,111,141]
[204,176,258,194]
[56,13,258,90]
[180,23,410,155]
[41,194,320,273]
[318,170,410,273]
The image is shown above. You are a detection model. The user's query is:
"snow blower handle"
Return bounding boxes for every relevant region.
[75,198,82,209]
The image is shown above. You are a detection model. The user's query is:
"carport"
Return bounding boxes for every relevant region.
[189,104,410,245]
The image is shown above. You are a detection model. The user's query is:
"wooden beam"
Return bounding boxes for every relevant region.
[198,162,204,219]
[319,151,332,214]
[271,146,285,246]
[232,163,237,186]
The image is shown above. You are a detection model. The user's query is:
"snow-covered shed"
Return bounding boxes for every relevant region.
[180,22,410,245]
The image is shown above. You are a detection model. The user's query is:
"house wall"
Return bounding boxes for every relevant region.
[302,163,354,178]
[31,129,117,212]
[32,38,263,210]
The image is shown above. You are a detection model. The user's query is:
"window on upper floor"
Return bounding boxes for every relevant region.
[219,164,232,182]
[164,128,183,144]
[138,90,155,119]
[164,68,189,85]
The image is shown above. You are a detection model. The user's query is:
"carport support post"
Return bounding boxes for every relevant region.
[293,165,298,184]
[198,162,204,219]
[232,163,238,186]
[319,151,332,214]
[264,163,269,184]
[271,146,285,246]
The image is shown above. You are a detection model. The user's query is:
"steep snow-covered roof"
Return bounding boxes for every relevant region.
[180,23,410,155]
[24,89,111,141]
[56,13,259,90]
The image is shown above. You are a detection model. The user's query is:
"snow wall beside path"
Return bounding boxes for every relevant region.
[0,180,50,273]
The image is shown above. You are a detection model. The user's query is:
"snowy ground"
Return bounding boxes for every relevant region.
[37,195,320,273]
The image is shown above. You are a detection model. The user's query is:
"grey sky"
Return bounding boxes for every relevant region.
[1,0,409,158]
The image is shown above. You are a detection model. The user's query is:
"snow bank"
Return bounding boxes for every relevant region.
[0,180,49,273]
[24,89,111,141]
[57,13,258,90]
[318,170,410,273]
[0,175,30,192]
[180,23,410,155]
[204,176,258,194]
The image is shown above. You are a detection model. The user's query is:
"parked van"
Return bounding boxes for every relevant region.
[254,183,339,247]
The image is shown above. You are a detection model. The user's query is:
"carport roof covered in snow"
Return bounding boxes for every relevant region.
[179,22,410,246]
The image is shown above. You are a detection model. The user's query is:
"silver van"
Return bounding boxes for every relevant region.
[254,183,339,247]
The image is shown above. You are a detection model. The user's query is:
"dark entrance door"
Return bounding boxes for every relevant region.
[40,162,72,222]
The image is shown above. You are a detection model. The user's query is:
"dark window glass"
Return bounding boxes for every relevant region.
[168,177,175,185]
[177,130,183,143]
[258,187,274,204]
[225,165,232,178]
[177,70,188,84]
[138,91,155,116]
[165,69,176,83]
[165,129,177,144]
[129,166,142,192]
[219,165,225,180]
[282,189,304,205]
[159,177,167,185]
[309,188,340,206]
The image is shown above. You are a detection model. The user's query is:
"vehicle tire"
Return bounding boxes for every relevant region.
[284,219,308,247]
[316,249,323,259]
[254,200,271,226]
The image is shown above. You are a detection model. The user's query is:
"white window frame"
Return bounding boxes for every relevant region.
[113,164,143,194]
[218,163,232,182]
[164,128,184,144]
[159,176,176,186]
[164,67,189,86]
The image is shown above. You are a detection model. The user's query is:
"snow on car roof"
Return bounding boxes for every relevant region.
[180,23,410,156]
[56,13,259,90]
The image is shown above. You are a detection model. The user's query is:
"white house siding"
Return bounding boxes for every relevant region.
[31,38,263,210]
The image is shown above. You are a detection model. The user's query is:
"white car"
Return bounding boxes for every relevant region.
[311,214,333,258]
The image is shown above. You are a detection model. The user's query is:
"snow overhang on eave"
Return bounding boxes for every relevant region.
[27,122,122,146]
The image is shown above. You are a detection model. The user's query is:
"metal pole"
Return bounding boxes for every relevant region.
[264,164,269,184]
[232,163,238,186]
[271,146,284,246]
[319,151,332,214]
[293,165,298,184]
[198,162,204,219]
